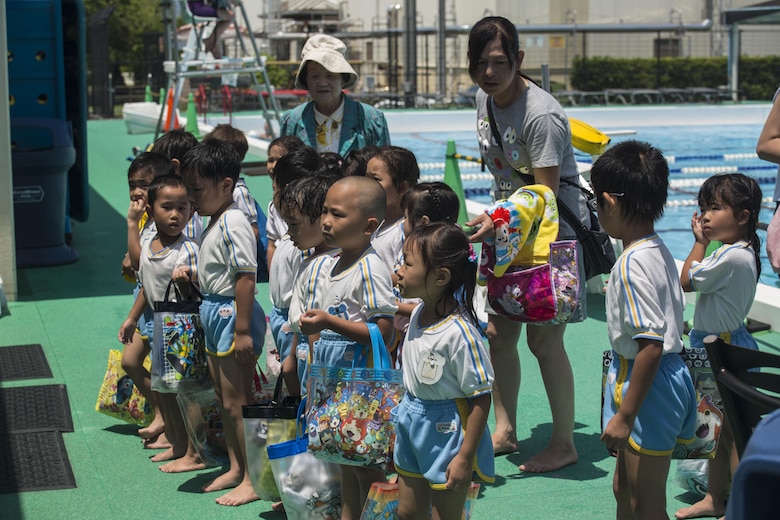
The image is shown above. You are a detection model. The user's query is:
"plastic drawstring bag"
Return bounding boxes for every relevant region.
[676,459,709,497]
[267,400,342,520]
[243,374,301,501]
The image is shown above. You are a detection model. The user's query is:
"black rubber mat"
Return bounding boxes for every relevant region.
[0,384,74,433]
[0,431,77,493]
[0,344,53,382]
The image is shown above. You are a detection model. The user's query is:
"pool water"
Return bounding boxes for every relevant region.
[390,123,780,288]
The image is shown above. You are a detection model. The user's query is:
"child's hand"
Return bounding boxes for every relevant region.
[299,310,330,336]
[121,252,135,280]
[234,332,257,365]
[600,414,633,454]
[444,453,472,492]
[172,265,191,284]
[118,318,137,344]
[691,210,709,245]
[127,198,146,224]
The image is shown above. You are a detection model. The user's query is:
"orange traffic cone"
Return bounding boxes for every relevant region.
[164,88,180,131]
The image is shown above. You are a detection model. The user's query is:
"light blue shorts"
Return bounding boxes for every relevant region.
[134,283,155,343]
[311,329,368,368]
[603,351,697,456]
[296,334,310,392]
[689,325,758,352]
[269,305,295,361]
[393,393,495,488]
[200,294,265,357]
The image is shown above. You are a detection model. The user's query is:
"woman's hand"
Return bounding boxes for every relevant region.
[465,212,495,243]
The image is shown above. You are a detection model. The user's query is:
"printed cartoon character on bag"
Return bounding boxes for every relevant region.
[688,393,723,458]
[496,284,524,316]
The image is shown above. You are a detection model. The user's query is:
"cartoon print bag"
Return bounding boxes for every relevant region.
[360,481,481,520]
[151,280,209,393]
[267,400,342,520]
[95,348,153,426]
[486,240,580,325]
[305,323,404,471]
[600,348,723,459]
[243,373,301,501]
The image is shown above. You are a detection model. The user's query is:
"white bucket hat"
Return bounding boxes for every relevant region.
[294,34,359,90]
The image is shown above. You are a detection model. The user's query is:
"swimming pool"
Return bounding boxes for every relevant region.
[390,121,780,288]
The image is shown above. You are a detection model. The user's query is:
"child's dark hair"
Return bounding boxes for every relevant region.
[401,182,460,229]
[268,135,305,155]
[150,129,198,161]
[370,145,420,191]
[128,151,176,180]
[404,222,481,329]
[179,138,241,184]
[274,146,328,187]
[278,175,335,224]
[342,145,377,176]
[697,173,762,278]
[590,140,669,223]
[320,152,345,179]
[203,123,249,161]
[147,174,188,208]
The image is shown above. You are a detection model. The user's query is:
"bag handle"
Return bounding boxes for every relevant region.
[163,279,203,303]
[366,322,391,370]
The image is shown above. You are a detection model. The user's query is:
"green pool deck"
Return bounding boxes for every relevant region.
[1,118,779,519]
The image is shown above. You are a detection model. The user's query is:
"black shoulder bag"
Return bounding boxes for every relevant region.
[486,97,615,279]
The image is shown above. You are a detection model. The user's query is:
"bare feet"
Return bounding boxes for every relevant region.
[215,481,260,507]
[202,470,242,493]
[151,447,177,462]
[159,454,207,473]
[143,432,171,450]
[492,431,519,456]
[138,418,165,441]
[674,495,725,519]
[519,442,578,473]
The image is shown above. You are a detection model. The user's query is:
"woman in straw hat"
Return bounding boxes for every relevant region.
[281,34,391,157]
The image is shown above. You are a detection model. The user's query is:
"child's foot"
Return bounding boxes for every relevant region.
[202,470,242,493]
[492,432,519,456]
[159,453,206,473]
[143,432,171,450]
[518,442,578,473]
[674,495,725,519]
[150,447,177,462]
[271,502,285,513]
[215,481,260,507]
[138,418,165,440]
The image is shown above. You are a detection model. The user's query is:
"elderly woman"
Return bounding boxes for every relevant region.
[281,34,391,156]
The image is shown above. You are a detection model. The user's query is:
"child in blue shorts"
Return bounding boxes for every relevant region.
[676,173,763,520]
[180,138,266,507]
[591,140,698,519]
[394,222,495,519]
[294,176,397,519]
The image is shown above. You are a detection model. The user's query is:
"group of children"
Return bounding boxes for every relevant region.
[114,122,765,518]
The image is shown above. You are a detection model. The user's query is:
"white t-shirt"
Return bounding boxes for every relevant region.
[266,202,288,246]
[288,251,338,333]
[269,236,307,308]
[401,303,493,400]
[689,241,757,334]
[198,205,257,296]
[233,178,259,226]
[371,217,405,274]
[138,233,199,307]
[606,234,685,359]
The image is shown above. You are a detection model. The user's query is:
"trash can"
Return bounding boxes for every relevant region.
[11,118,78,267]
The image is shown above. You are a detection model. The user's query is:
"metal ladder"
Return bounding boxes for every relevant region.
[157,0,282,140]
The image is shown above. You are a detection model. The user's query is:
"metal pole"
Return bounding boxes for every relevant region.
[437,0,445,100]
[403,0,417,108]
[541,64,550,92]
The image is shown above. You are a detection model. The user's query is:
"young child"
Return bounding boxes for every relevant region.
[366,145,420,272]
[118,175,203,472]
[150,128,202,241]
[277,175,340,395]
[591,140,697,519]
[394,222,495,519]
[121,152,176,446]
[393,182,461,366]
[179,138,267,507]
[294,175,398,519]
[342,145,377,177]
[265,135,305,267]
[675,173,763,520]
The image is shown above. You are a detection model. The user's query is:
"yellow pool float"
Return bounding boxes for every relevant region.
[569,117,611,156]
